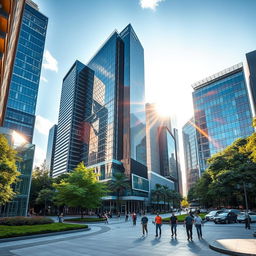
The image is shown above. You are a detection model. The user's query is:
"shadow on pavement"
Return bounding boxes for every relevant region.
[133,237,146,243]
[170,238,179,246]
[150,237,161,245]
[187,240,202,253]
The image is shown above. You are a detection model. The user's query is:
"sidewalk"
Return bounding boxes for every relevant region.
[209,239,256,256]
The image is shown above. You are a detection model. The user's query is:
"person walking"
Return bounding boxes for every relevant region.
[155,213,162,238]
[170,213,178,238]
[104,213,109,224]
[125,212,129,222]
[184,213,194,241]
[194,212,203,239]
[141,214,148,236]
[132,212,137,226]
[245,213,251,230]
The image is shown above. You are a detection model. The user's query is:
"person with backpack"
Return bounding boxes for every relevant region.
[184,213,194,241]
[170,213,178,238]
[141,213,148,236]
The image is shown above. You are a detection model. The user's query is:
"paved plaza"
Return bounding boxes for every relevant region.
[0,215,255,256]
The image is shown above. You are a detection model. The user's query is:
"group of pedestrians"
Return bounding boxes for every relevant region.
[138,212,203,240]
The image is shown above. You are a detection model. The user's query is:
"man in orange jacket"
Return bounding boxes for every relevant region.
[155,213,162,237]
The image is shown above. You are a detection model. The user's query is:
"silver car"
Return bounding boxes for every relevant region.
[237,212,256,223]
[205,210,225,221]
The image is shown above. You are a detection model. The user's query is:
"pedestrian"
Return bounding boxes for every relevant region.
[59,213,64,223]
[132,212,137,225]
[104,212,109,224]
[125,212,129,222]
[194,212,203,239]
[184,213,194,241]
[245,213,251,230]
[170,213,178,238]
[154,213,162,237]
[141,213,148,236]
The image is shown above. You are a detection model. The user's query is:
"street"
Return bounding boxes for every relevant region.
[0,215,255,256]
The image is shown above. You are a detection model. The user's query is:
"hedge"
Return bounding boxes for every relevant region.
[64,217,105,222]
[162,213,207,223]
[0,217,54,226]
[0,223,88,239]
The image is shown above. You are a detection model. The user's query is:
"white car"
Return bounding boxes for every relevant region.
[205,210,225,221]
[237,212,256,223]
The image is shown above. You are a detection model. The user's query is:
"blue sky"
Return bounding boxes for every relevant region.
[33,0,256,170]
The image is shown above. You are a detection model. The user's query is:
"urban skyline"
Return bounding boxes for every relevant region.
[8,0,254,196]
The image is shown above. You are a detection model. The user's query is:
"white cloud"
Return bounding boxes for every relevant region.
[139,0,165,10]
[42,50,58,72]
[40,76,48,83]
[35,115,54,135]
[34,146,46,167]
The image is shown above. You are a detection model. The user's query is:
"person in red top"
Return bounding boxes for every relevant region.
[155,213,162,237]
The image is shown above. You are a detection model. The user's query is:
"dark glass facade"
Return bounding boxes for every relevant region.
[45,124,57,176]
[182,118,200,192]
[246,50,256,114]
[192,63,254,172]
[53,61,94,177]
[3,3,48,142]
[159,127,178,182]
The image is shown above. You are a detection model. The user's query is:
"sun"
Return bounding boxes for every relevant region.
[155,102,171,117]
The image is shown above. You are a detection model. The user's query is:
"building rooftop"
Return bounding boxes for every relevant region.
[192,62,243,90]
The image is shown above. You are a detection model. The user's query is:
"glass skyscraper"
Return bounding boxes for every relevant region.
[45,124,57,176]
[53,24,148,211]
[246,50,256,115]
[192,63,254,172]
[3,1,48,143]
[182,118,200,192]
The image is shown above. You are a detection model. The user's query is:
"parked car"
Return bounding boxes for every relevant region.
[205,210,225,221]
[237,212,256,223]
[214,211,239,224]
[199,209,208,213]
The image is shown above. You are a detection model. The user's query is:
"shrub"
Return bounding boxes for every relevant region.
[0,217,54,226]
[64,217,105,222]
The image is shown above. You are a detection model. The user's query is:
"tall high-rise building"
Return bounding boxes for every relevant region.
[145,103,181,193]
[53,24,149,211]
[53,62,94,177]
[45,124,57,176]
[0,0,25,125]
[2,1,48,143]
[245,50,256,115]
[192,63,254,172]
[0,0,47,217]
[182,118,200,193]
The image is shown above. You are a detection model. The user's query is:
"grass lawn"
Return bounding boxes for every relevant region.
[0,223,88,239]
[163,213,207,223]
[64,217,105,222]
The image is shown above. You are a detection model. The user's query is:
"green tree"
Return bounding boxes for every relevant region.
[108,172,130,212]
[54,162,107,217]
[0,134,20,205]
[36,189,55,216]
[29,164,53,212]
[151,184,164,211]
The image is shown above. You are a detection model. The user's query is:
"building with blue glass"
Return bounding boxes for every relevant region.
[0,0,47,216]
[246,50,256,115]
[182,118,200,193]
[45,124,57,176]
[3,1,48,143]
[53,24,148,212]
[192,63,254,172]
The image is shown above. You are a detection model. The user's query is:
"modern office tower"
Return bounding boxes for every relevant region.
[2,1,48,143]
[45,124,57,176]
[54,24,149,212]
[0,0,25,125]
[0,127,35,217]
[192,63,254,172]
[53,62,94,177]
[182,118,200,193]
[245,50,256,115]
[146,103,180,193]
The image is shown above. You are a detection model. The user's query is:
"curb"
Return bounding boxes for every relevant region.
[209,241,256,256]
[0,227,91,243]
